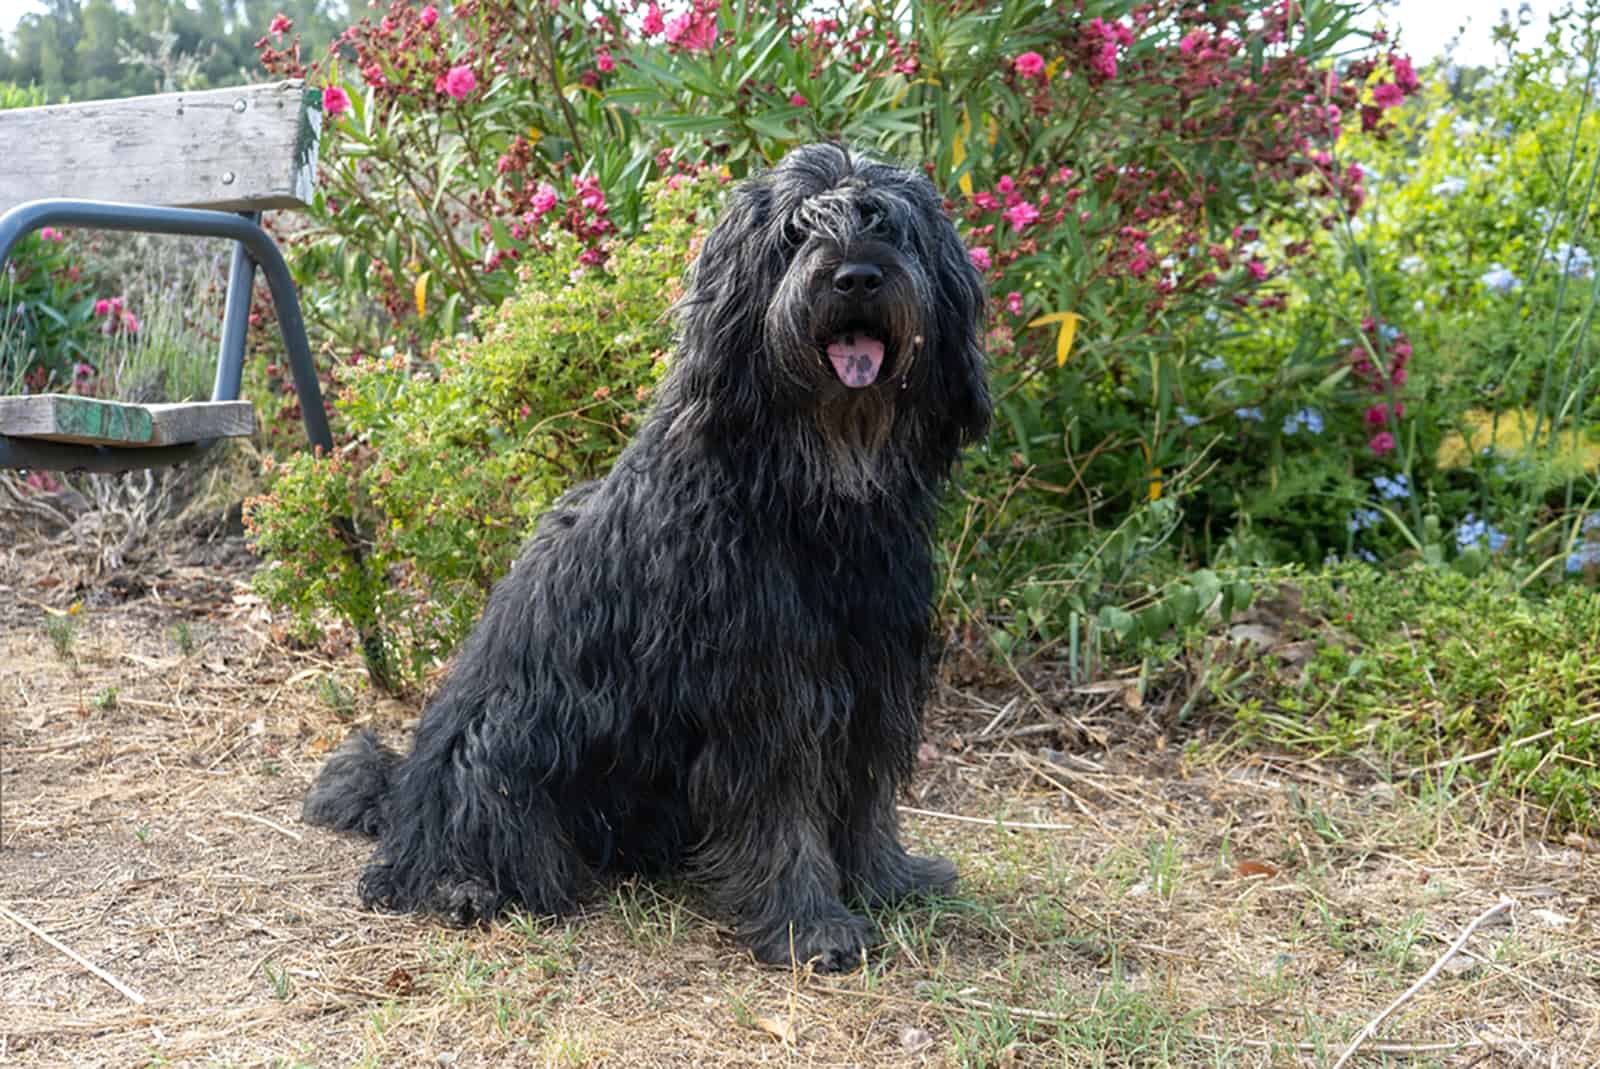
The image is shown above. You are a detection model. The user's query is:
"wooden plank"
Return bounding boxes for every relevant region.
[0,81,322,213]
[0,395,254,446]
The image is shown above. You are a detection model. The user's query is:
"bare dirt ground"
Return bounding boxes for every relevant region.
[3,529,1600,1068]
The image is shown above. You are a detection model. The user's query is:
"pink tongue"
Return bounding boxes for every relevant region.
[826,333,885,388]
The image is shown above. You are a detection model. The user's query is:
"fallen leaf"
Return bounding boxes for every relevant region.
[1236,860,1279,879]
[754,1014,796,1045]
[384,966,414,994]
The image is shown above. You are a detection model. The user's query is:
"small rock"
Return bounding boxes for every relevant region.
[900,1026,934,1053]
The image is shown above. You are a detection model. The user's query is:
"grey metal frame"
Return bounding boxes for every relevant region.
[0,198,332,471]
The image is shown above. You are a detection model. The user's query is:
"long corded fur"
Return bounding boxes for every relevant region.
[302,143,990,970]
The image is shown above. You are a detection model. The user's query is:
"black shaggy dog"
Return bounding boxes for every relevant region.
[303,142,990,971]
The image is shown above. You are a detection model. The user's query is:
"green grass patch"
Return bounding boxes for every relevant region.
[1232,563,1600,829]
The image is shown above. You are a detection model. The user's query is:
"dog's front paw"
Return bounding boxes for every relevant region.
[431,878,505,928]
[357,861,400,911]
[750,913,875,973]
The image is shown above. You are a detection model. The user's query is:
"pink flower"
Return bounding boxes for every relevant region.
[1392,54,1420,93]
[94,298,110,316]
[1246,258,1267,281]
[1369,431,1396,455]
[322,84,351,116]
[1002,200,1040,231]
[530,182,558,217]
[1365,403,1389,426]
[268,12,291,35]
[1006,291,1023,315]
[665,6,717,52]
[1179,29,1207,54]
[362,63,386,88]
[1091,43,1118,79]
[789,92,808,107]
[996,175,1015,194]
[574,175,607,213]
[444,65,477,100]
[641,2,665,35]
[419,4,438,28]
[38,226,63,242]
[121,312,140,335]
[969,246,992,271]
[1372,82,1403,109]
[73,361,95,380]
[596,48,615,73]
[973,192,999,212]
[1013,51,1045,80]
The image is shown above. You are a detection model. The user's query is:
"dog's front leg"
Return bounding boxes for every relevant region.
[689,759,872,971]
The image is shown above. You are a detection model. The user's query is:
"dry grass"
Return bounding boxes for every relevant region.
[2,531,1599,1067]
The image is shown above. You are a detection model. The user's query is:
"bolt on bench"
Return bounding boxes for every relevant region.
[0,80,332,472]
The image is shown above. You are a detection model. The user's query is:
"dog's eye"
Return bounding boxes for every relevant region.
[781,219,806,247]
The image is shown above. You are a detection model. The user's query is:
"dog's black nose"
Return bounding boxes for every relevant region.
[832,262,883,296]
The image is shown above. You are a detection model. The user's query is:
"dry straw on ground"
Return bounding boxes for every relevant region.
[2,528,1598,1067]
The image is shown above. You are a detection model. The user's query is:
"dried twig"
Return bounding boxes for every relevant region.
[897,805,1075,832]
[221,810,303,841]
[1329,898,1514,1069]
[0,905,147,1005]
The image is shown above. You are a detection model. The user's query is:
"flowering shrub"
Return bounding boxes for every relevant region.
[246,174,717,684]
[0,226,109,393]
[252,0,1419,640]
[1217,4,1600,570]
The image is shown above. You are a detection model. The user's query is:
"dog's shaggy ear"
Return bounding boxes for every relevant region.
[672,180,787,420]
[917,181,992,449]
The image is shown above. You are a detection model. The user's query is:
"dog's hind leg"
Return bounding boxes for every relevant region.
[836,766,957,907]
[355,705,590,927]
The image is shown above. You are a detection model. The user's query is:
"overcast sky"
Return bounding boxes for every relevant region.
[0,0,1565,68]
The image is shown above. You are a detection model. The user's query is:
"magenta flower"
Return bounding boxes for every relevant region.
[1392,54,1420,93]
[597,48,616,73]
[1246,258,1267,281]
[530,182,558,217]
[1369,431,1396,455]
[38,226,63,242]
[444,65,477,101]
[362,63,386,88]
[94,298,111,316]
[1179,29,1207,54]
[996,175,1015,195]
[968,246,992,271]
[641,2,665,35]
[322,84,351,116]
[419,4,438,28]
[789,92,808,107]
[1003,200,1040,231]
[665,7,717,52]
[1372,82,1403,109]
[973,192,999,211]
[1006,291,1023,315]
[575,176,608,213]
[268,12,291,35]
[1013,51,1046,80]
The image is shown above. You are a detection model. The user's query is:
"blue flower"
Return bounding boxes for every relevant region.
[1481,264,1520,293]
[1567,543,1600,573]
[1584,513,1600,534]
[1200,356,1227,372]
[1234,407,1264,422]
[1348,508,1381,533]
[1357,548,1378,564]
[1455,513,1507,552]
[1176,406,1201,427]
[1373,473,1410,500]
[1549,243,1594,279]
[1282,407,1323,435]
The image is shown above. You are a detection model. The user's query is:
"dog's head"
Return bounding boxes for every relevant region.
[673,143,991,474]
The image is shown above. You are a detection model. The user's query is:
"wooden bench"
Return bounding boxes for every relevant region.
[0,81,332,472]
